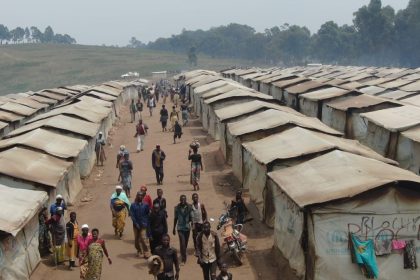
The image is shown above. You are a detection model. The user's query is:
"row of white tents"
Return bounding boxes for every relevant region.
[0,80,140,279]
[175,69,420,280]
[222,66,420,176]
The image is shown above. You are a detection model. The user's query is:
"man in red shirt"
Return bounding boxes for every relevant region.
[134,119,148,152]
[140,185,153,209]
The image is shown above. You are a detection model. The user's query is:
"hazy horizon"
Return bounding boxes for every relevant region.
[1,0,409,46]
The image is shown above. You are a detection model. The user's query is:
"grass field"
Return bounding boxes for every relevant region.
[0,44,249,95]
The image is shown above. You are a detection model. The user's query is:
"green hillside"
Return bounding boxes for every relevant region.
[0,44,247,95]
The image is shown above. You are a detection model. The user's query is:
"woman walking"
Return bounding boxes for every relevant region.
[160,105,169,132]
[38,207,51,257]
[85,228,112,280]
[188,145,203,191]
[147,94,156,116]
[77,224,92,279]
[169,106,179,132]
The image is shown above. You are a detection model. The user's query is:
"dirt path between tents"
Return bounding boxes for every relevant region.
[31,99,279,280]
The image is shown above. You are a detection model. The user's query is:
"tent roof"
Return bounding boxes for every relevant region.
[215,100,302,122]
[285,80,326,95]
[400,80,420,92]
[89,85,121,97]
[361,105,420,132]
[27,101,111,124]
[0,184,48,236]
[299,87,351,101]
[272,77,309,89]
[240,72,266,80]
[243,126,395,165]
[77,96,113,107]
[401,126,420,143]
[379,79,413,89]
[185,74,216,85]
[193,80,230,95]
[326,94,395,111]
[191,76,223,88]
[11,97,49,110]
[201,85,239,100]
[27,94,57,105]
[35,91,68,101]
[379,90,417,100]
[0,110,24,123]
[268,150,420,208]
[0,102,39,116]
[359,86,387,95]
[7,114,100,138]
[0,128,87,159]
[204,88,273,104]
[85,90,117,101]
[402,94,420,107]
[227,109,341,137]
[252,72,283,82]
[0,147,72,188]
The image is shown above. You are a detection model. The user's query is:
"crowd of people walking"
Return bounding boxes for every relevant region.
[38,82,239,280]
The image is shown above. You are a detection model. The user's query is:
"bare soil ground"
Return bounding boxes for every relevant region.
[31,99,279,280]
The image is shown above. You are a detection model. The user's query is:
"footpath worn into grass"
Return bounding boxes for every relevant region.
[31,99,277,280]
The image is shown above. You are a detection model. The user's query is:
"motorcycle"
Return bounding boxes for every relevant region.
[216,205,247,265]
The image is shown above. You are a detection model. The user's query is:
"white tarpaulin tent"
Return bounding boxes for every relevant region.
[242,127,396,224]
[226,109,341,182]
[267,150,420,280]
[0,185,48,280]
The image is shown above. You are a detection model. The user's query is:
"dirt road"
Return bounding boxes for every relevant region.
[31,99,278,280]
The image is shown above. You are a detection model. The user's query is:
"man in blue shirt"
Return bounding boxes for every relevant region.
[130,191,151,258]
[50,194,67,216]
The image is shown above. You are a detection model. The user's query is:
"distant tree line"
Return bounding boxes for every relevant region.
[131,0,420,67]
[0,25,76,45]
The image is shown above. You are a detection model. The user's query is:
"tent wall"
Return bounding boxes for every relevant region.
[321,107,347,134]
[242,149,267,218]
[396,135,420,175]
[310,186,420,280]
[0,214,41,280]
[260,83,271,95]
[283,91,299,111]
[299,99,319,118]
[269,178,306,279]
[272,86,284,103]
[362,122,391,156]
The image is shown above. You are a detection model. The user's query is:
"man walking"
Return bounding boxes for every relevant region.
[155,235,180,280]
[191,193,207,256]
[152,144,166,185]
[160,105,169,132]
[134,119,148,152]
[95,132,106,166]
[153,188,167,212]
[130,192,151,258]
[149,202,168,253]
[130,99,137,123]
[197,221,221,280]
[173,195,192,265]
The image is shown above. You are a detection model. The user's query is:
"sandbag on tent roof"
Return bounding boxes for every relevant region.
[0,185,48,279]
[241,127,396,223]
[6,114,100,138]
[0,147,83,204]
[0,128,87,159]
[266,150,420,279]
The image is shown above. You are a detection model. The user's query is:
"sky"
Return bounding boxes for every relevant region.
[1,0,410,46]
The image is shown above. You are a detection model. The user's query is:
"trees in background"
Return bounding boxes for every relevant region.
[0,24,76,45]
[143,0,420,67]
